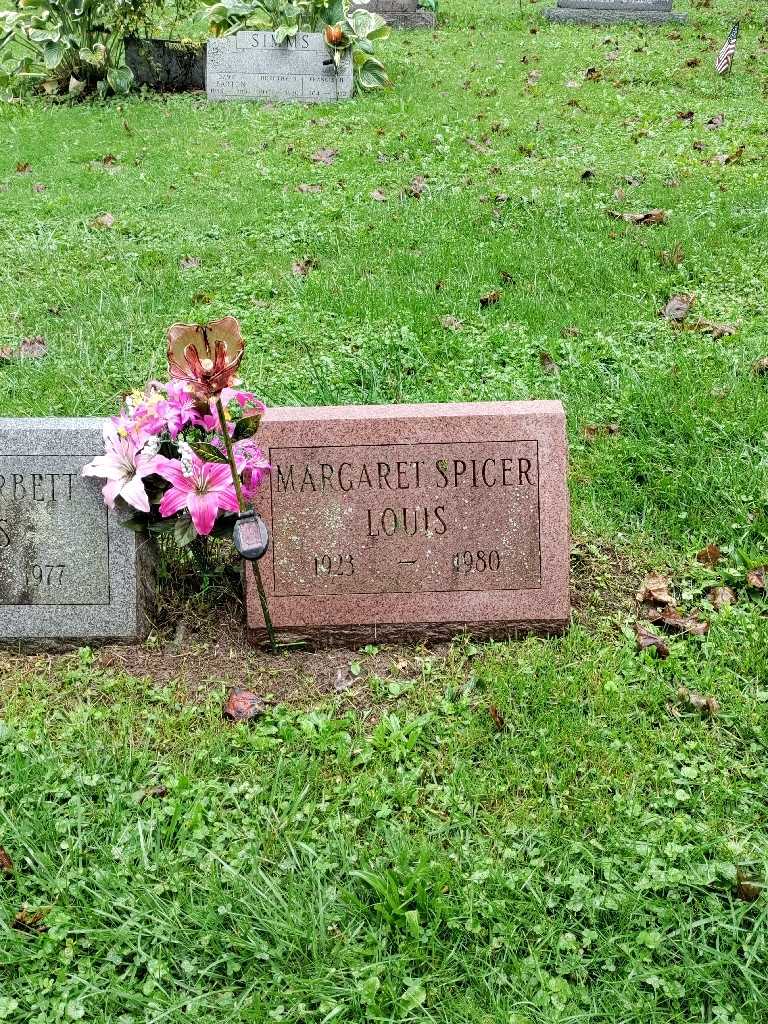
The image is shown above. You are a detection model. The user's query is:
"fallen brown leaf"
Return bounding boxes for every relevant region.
[708,586,736,610]
[479,290,501,308]
[539,351,560,375]
[677,687,719,716]
[711,146,745,166]
[291,257,318,277]
[0,845,13,876]
[608,208,667,226]
[705,113,724,129]
[735,870,763,902]
[12,908,49,934]
[660,293,695,322]
[751,356,768,375]
[370,189,387,202]
[489,705,507,731]
[685,57,701,68]
[636,572,674,606]
[33,183,46,193]
[685,318,737,339]
[635,623,670,659]
[101,153,118,166]
[659,244,685,267]
[297,182,323,194]
[223,688,266,722]
[696,543,721,566]
[585,67,602,81]
[311,147,337,165]
[407,175,426,198]
[15,162,31,174]
[440,315,463,332]
[746,567,766,591]
[19,336,47,359]
[138,785,168,803]
[180,256,200,271]
[526,69,541,86]
[649,607,710,636]
[91,212,115,229]
[676,110,694,121]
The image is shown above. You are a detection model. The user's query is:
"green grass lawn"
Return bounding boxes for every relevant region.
[2,1,768,1020]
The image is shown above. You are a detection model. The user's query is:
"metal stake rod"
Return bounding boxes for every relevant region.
[215,397,277,654]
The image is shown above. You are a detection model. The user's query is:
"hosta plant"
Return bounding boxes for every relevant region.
[0,0,159,96]
[202,0,390,90]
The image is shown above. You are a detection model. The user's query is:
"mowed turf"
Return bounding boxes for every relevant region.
[1,1,768,1021]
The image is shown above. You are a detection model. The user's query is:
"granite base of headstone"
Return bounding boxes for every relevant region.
[0,419,154,647]
[206,31,353,103]
[246,401,569,647]
[349,0,436,29]
[545,0,686,23]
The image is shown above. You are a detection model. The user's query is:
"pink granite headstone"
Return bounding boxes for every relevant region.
[246,401,569,645]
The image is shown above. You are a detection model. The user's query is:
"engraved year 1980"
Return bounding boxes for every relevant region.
[453,550,501,574]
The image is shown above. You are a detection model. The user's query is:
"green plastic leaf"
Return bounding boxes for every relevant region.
[187,441,229,464]
[174,516,198,548]
[232,413,262,441]
[121,514,151,533]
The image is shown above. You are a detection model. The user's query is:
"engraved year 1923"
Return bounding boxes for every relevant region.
[314,554,355,577]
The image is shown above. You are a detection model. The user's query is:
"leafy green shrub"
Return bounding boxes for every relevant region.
[201,0,391,90]
[0,0,161,96]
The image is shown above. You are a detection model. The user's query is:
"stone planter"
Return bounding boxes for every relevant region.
[125,38,206,92]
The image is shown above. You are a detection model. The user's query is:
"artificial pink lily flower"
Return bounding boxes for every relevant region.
[198,389,266,434]
[153,454,240,536]
[82,422,158,513]
[233,438,271,501]
[164,379,202,439]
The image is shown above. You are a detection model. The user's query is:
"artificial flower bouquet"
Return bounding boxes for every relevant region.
[82,317,270,546]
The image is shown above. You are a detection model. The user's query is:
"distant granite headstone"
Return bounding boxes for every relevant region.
[349,0,436,29]
[0,419,153,645]
[545,0,686,23]
[207,31,353,102]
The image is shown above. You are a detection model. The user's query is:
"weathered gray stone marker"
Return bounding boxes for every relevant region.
[350,0,436,28]
[0,419,153,644]
[207,31,353,102]
[246,401,569,646]
[545,0,686,24]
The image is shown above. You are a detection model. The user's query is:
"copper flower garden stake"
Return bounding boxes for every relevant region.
[166,318,277,652]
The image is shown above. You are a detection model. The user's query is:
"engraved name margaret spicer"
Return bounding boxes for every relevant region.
[274,454,537,494]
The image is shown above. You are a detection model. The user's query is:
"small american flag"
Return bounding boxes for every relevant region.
[715,22,739,75]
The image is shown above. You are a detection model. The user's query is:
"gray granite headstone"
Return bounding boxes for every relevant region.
[349,0,436,28]
[0,419,153,645]
[206,31,353,102]
[545,0,685,23]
